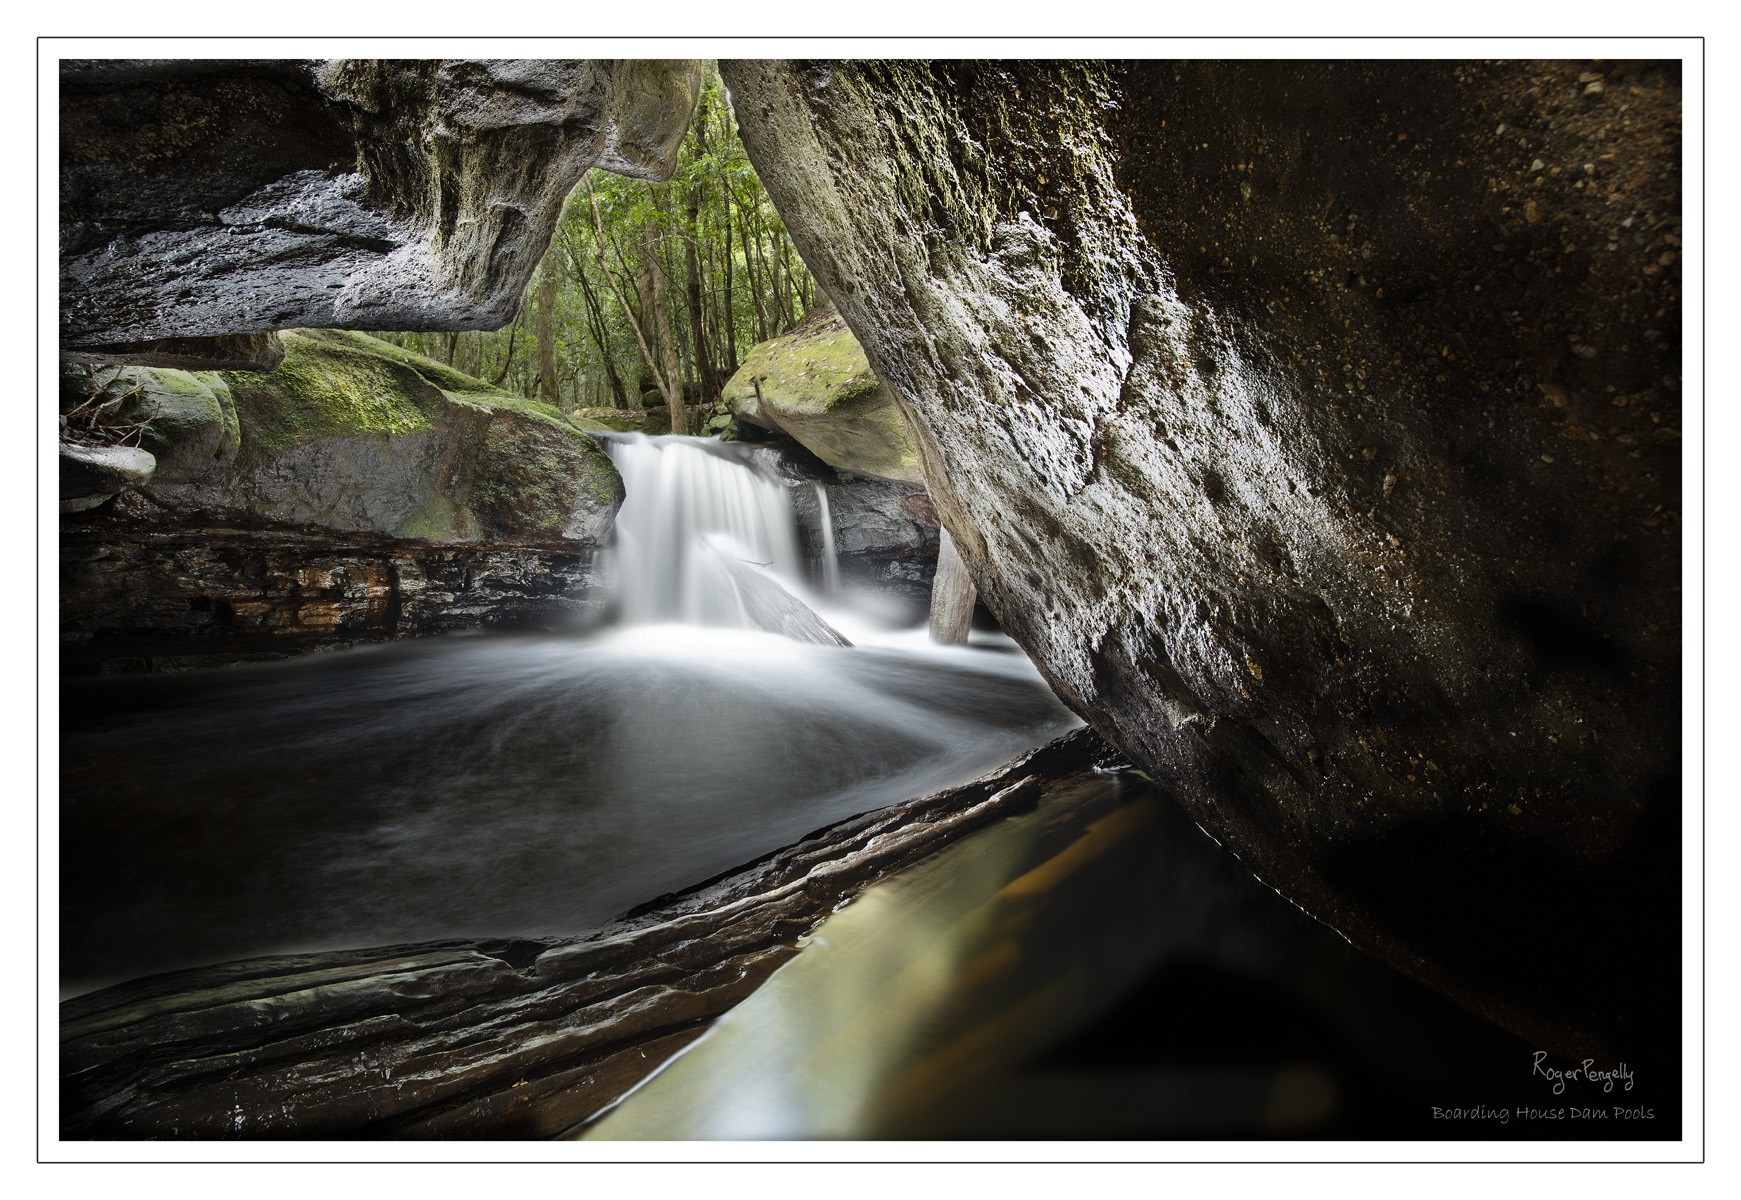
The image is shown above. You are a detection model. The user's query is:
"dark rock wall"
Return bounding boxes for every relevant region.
[721,60,1682,1060]
[61,59,701,356]
[61,511,607,675]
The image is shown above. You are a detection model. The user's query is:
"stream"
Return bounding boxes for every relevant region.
[60,435,1078,997]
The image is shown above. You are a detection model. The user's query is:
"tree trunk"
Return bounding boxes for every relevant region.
[489,317,518,387]
[536,273,560,405]
[647,220,688,433]
[721,187,738,370]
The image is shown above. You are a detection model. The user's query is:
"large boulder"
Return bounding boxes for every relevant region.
[147,329,622,546]
[60,59,702,358]
[723,303,923,484]
[722,60,1682,1061]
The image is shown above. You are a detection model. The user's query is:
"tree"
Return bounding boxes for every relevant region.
[375,62,816,429]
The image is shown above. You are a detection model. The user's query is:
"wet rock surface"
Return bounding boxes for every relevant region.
[749,439,942,606]
[59,443,157,513]
[60,511,608,675]
[60,729,1096,1139]
[60,58,701,351]
[723,60,1682,1060]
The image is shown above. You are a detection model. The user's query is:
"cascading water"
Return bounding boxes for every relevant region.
[60,431,1080,999]
[603,433,819,629]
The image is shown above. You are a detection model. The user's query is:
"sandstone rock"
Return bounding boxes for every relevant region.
[722,60,1683,1061]
[60,59,702,351]
[60,518,609,675]
[146,329,623,546]
[59,442,156,512]
[723,303,923,484]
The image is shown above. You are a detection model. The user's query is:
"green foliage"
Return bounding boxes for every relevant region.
[373,63,816,432]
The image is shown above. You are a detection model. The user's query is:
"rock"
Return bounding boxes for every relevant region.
[60,332,287,373]
[722,60,1682,1061]
[61,364,241,485]
[59,728,1098,1138]
[146,329,623,546]
[570,406,651,433]
[716,555,851,647]
[60,517,609,674]
[723,303,924,484]
[743,440,942,607]
[59,442,155,512]
[60,59,702,351]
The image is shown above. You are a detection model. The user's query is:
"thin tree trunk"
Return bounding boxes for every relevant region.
[536,273,560,404]
[490,318,519,387]
[584,179,685,430]
[645,218,688,433]
[566,232,630,407]
[721,189,738,369]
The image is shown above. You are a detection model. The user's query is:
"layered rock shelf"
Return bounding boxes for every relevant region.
[60,518,606,675]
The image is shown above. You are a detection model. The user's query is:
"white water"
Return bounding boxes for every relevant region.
[813,483,841,597]
[604,433,827,629]
[62,432,1080,997]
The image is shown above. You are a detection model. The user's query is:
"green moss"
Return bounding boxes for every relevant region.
[221,330,443,466]
[721,318,883,416]
[211,327,622,542]
[570,407,647,433]
[722,311,921,482]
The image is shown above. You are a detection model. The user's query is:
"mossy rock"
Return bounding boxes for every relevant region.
[146,329,622,545]
[60,362,240,486]
[721,306,921,483]
[571,407,650,433]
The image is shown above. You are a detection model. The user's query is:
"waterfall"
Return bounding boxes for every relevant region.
[813,483,840,597]
[602,433,843,643]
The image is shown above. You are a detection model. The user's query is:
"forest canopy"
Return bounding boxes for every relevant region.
[376,64,816,437]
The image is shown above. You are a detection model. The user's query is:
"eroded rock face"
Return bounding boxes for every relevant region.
[61,58,701,353]
[722,60,1682,1060]
[60,517,608,675]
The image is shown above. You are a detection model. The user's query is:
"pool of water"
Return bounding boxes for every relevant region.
[59,622,1079,997]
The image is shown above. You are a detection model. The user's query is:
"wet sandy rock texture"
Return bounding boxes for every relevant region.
[60,59,702,367]
[721,60,1682,1063]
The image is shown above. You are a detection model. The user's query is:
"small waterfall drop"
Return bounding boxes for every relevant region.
[813,483,841,597]
[603,433,842,643]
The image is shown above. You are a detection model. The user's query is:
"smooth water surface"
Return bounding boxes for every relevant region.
[61,623,1078,996]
